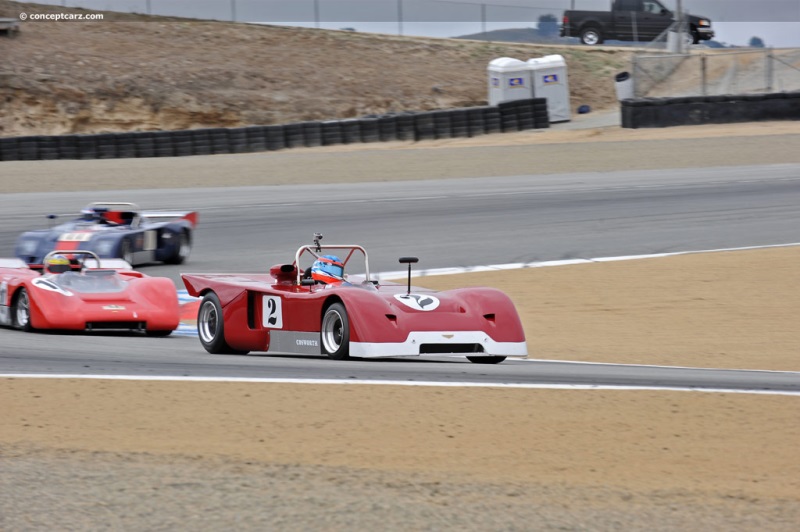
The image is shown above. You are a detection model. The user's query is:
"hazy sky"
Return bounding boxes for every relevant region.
[38,1,800,47]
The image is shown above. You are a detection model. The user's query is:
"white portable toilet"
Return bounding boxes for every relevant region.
[487,57,532,106]
[527,54,571,122]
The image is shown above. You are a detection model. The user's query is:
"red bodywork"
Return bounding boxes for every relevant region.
[0,258,179,333]
[182,262,527,357]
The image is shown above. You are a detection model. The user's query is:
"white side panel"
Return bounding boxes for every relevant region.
[349,331,528,358]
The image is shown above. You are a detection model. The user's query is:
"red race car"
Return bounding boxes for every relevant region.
[182,234,527,363]
[0,250,179,335]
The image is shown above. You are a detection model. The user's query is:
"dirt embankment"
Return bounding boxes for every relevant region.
[0,0,631,137]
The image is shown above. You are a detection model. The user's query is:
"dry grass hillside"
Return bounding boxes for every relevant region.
[0,0,632,137]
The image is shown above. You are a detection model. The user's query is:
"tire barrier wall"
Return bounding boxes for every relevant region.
[0,98,549,161]
[621,91,800,129]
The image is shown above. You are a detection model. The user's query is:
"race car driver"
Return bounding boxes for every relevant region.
[44,254,71,275]
[310,255,347,285]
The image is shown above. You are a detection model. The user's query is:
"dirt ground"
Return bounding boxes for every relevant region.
[0,0,632,138]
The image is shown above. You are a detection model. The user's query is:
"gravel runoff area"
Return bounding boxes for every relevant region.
[2,122,800,530]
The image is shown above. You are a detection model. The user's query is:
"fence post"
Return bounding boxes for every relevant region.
[701,54,707,96]
[766,48,774,92]
[397,0,403,36]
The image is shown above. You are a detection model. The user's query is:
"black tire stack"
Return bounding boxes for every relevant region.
[621,91,800,128]
[0,97,560,161]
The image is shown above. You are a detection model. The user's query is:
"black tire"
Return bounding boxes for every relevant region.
[197,292,248,355]
[146,330,172,337]
[165,231,191,265]
[467,356,507,364]
[12,288,33,332]
[119,239,134,266]
[580,26,603,45]
[321,302,350,360]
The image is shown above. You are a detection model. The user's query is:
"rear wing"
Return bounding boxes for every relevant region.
[141,211,199,228]
[82,202,198,229]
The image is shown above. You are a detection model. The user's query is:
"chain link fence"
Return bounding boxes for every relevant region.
[30,0,571,37]
[633,48,800,98]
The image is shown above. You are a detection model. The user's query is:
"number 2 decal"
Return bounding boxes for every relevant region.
[262,295,283,329]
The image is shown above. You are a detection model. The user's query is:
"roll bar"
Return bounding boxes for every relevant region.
[295,239,370,285]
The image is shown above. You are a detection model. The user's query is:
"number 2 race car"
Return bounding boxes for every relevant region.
[181,234,528,363]
[15,202,198,269]
[0,250,179,335]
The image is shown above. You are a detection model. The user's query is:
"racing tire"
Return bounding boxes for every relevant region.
[11,288,33,332]
[321,302,350,360]
[467,356,507,364]
[146,330,173,337]
[119,239,134,266]
[580,26,603,45]
[165,231,191,265]
[197,292,248,355]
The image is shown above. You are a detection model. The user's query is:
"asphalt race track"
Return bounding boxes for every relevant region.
[1,331,800,394]
[2,162,800,393]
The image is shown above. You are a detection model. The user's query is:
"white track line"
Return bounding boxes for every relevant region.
[1,374,798,396]
[373,242,800,280]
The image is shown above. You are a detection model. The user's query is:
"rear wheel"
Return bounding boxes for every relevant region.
[165,231,191,265]
[321,302,350,360]
[580,26,603,45]
[467,356,507,364]
[11,288,33,332]
[197,292,248,355]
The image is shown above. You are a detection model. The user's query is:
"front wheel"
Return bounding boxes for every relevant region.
[12,288,33,332]
[682,31,699,47]
[467,356,506,364]
[165,231,191,265]
[580,26,603,45]
[321,302,350,360]
[197,292,248,355]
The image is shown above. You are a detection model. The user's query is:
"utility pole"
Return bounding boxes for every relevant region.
[676,0,684,53]
[397,0,403,36]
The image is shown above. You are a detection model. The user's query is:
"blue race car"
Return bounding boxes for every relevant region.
[15,202,198,269]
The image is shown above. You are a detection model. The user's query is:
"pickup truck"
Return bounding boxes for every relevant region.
[0,18,21,38]
[560,0,714,46]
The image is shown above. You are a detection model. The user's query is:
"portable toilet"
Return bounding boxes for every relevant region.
[527,54,571,122]
[487,57,532,106]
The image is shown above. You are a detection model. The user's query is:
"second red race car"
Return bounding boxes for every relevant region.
[0,250,179,335]
[181,234,528,363]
